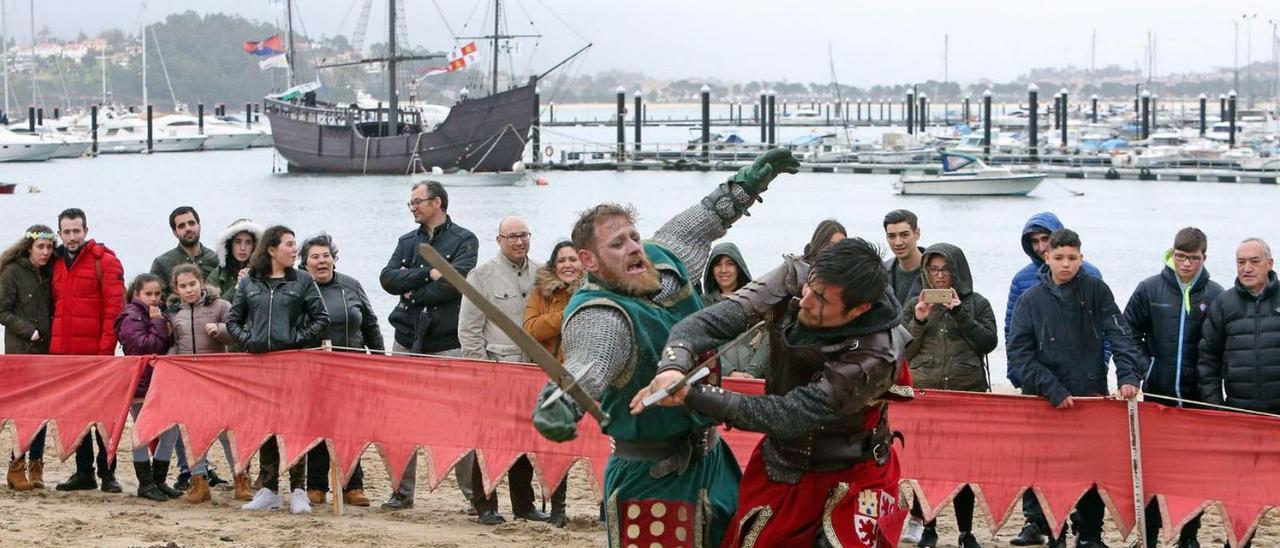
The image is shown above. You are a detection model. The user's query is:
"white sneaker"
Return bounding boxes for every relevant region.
[290,488,312,514]
[241,488,282,511]
[900,515,925,543]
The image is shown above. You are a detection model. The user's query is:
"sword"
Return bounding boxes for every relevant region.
[635,320,767,410]
[417,244,609,426]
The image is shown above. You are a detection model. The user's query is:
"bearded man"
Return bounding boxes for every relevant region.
[532,149,800,547]
[635,238,914,547]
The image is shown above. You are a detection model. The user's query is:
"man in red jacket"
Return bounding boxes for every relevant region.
[48,208,127,493]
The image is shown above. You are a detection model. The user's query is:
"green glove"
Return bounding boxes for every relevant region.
[532,385,582,442]
[730,149,801,195]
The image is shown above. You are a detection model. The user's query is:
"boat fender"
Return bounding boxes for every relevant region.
[714,161,726,170]
[535,177,549,186]
[1105,167,1120,180]
[1139,167,1152,178]
[544,145,555,157]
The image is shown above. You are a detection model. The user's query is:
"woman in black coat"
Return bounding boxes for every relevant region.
[227,225,329,514]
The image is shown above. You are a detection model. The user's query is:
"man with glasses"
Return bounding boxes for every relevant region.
[454,214,549,524]
[378,180,478,510]
[1124,227,1222,548]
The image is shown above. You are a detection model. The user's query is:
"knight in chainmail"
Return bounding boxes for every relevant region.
[531,149,800,548]
[639,237,915,548]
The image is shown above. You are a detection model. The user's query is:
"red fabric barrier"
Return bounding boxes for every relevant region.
[0,355,146,464]
[12,350,1272,544]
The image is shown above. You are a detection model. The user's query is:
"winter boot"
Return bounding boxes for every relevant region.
[27,459,44,489]
[184,475,212,503]
[55,469,97,491]
[152,460,183,499]
[233,472,254,501]
[6,458,32,491]
[133,461,169,502]
[99,470,122,493]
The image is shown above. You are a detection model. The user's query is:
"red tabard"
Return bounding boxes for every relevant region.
[722,411,906,548]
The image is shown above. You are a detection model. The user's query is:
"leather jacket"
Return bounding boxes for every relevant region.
[226,267,329,353]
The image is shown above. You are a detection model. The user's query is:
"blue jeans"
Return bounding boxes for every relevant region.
[129,403,177,463]
[191,432,236,476]
[9,426,45,461]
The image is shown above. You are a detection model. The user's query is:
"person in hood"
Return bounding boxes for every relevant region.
[903,243,997,548]
[1124,227,1222,548]
[206,219,264,304]
[639,237,914,547]
[1,225,56,492]
[883,209,925,308]
[115,273,182,503]
[50,208,126,495]
[700,242,769,378]
[1007,229,1142,548]
[1199,237,1280,414]
[1003,212,1104,547]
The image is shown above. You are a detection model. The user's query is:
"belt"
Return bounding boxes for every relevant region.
[613,428,719,479]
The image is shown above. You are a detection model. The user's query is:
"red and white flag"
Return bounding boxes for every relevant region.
[422,41,479,78]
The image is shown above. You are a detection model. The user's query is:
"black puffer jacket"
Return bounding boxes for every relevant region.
[379,217,478,352]
[226,267,330,353]
[1123,254,1223,401]
[1007,266,1143,406]
[904,244,998,392]
[317,272,384,351]
[1197,271,1280,412]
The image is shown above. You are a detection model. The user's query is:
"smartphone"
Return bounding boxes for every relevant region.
[921,289,953,304]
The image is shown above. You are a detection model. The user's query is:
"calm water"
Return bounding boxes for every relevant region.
[3,146,1278,387]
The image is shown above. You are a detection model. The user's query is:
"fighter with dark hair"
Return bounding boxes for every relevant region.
[634,237,914,547]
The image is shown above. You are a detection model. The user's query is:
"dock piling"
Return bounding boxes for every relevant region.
[1028,84,1039,161]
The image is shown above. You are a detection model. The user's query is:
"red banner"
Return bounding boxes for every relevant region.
[0,355,146,464]
[5,350,1277,545]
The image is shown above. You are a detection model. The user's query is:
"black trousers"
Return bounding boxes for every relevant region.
[1144,500,1200,547]
[464,455,568,514]
[303,445,365,492]
[256,437,304,492]
[911,486,976,533]
[73,428,116,478]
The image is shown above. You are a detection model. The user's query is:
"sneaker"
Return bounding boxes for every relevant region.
[241,488,282,511]
[290,488,312,514]
[901,516,925,544]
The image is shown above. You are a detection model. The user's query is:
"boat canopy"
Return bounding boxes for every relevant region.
[941,151,979,172]
[268,81,324,101]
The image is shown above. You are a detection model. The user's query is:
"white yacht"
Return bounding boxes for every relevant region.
[0,126,60,162]
[7,120,92,159]
[897,152,1044,196]
[83,113,207,154]
[154,114,261,150]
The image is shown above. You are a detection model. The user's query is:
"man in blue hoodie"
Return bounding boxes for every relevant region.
[1004,212,1102,547]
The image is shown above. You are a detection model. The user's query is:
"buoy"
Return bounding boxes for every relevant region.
[535,177,549,186]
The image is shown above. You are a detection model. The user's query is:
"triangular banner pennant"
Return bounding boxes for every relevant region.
[1039,484,1095,537]
[280,434,323,470]
[1160,495,1211,543]
[10,418,47,456]
[428,445,471,490]
[532,452,579,500]
[1219,502,1267,548]
[376,443,420,491]
[910,479,963,522]
[972,483,1026,536]
[478,449,525,496]
[331,439,369,482]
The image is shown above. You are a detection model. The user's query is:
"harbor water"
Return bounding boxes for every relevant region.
[2,146,1278,387]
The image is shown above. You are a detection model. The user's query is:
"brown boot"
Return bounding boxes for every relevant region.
[233,473,254,501]
[184,475,212,503]
[27,459,44,489]
[343,489,370,507]
[308,489,326,505]
[7,458,31,491]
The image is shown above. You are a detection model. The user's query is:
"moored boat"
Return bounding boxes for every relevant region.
[897,152,1044,196]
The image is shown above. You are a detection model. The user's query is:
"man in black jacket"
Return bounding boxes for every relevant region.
[1008,229,1142,548]
[378,180,478,510]
[1199,238,1280,414]
[1124,227,1222,548]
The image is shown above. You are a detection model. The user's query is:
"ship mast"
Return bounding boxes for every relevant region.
[492,0,499,96]
[387,0,397,136]
[285,0,295,88]
[1,0,9,117]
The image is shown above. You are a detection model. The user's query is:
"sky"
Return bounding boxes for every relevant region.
[5,0,1280,86]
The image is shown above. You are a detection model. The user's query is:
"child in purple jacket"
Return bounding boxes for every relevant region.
[114,273,180,502]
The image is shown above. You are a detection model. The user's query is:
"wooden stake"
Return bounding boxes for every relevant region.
[1127,399,1147,547]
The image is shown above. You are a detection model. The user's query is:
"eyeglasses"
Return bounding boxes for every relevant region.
[1172,253,1204,265]
[925,266,951,276]
[407,196,436,208]
[499,232,532,241]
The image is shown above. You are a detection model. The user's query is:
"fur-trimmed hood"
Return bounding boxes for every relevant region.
[215,219,265,265]
[535,264,583,298]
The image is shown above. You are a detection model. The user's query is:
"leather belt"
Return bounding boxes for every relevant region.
[613,428,719,479]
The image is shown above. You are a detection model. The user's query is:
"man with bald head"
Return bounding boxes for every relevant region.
[1199,238,1280,414]
[454,214,548,524]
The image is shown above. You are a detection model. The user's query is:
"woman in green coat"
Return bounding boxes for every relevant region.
[700,242,769,378]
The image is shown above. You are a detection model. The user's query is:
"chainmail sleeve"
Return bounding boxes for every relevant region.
[653,182,757,278]
[560,304,634,399]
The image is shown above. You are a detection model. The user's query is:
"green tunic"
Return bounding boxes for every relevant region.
[564,242,741,547]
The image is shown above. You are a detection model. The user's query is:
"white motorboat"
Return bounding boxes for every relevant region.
[91,115,207,153]
[8,121,92,159]
[858,132,931,164]
[154,114,261,151]
[780,108,823,125]
[0,126,60,162]
[897,152,1044,196]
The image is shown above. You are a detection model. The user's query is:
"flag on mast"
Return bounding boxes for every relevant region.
[421,41,479,77]
[244,35,285,56]
[259,54,289,70]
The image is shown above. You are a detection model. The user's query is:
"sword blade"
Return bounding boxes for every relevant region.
[417,244,609,426]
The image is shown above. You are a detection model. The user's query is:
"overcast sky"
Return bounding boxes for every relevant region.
[6,0,1280,85]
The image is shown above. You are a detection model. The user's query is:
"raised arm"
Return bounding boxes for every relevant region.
[652,150,798,275]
